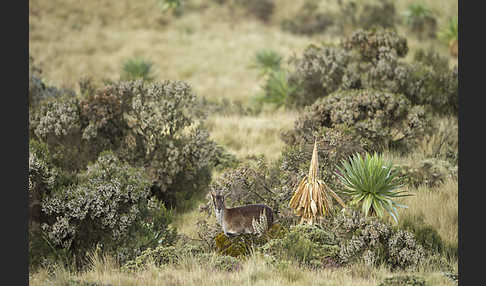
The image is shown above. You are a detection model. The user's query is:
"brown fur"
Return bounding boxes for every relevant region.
[211,192,274,237]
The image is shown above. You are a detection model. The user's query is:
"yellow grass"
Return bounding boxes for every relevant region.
[397,178,458,248]
[206,109,298,162]
[29,0,458,284]
[29,252,455,286]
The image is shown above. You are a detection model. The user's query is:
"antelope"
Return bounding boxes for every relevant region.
[210,191,274,237]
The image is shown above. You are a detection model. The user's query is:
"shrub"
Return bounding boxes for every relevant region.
[29,96,86,171]
[281,0,334,35]
[290,89,429,152]
[260,224,340,268]
[286,45,353,107]
[357,0,397,30]
[29,140,59,229]
[30,80,223,208]
[343,28,408,62]
[235,0,274,23]
[400,216,457,259]
[39,151,176,265]
[334,210,425,269]
[378,275,426,286]
[206,156,288,218]
[121,57,155,81]
[396,62,458,115]
[396,158,457,188]
[278,28,457,113]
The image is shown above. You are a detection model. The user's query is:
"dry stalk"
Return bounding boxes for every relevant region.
[289,139,346,224]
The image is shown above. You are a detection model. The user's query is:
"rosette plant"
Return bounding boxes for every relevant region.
[335,152,410,223]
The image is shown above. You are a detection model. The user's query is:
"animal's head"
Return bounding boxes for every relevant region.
[210,191,226,213]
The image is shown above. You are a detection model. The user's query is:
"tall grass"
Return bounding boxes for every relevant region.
[30,251,455,286]
[205,110,298,162]
[397,178,458,248]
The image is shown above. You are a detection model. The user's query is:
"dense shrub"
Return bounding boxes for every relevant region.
[378,275,426,286]
[269,29,457,114]
[205,156,288,218]
[29,140,59,229]
[336,0,398,33]
[281,0,334,35]
[122,241,241,272]
[343,30,457,114]
[343,28,409,62]
[334,210,425,269]
[290,89,429,152]
[39,151,176,265]
[396,158,457,188]
[401,216,457,259]
[286,45,353,107]
[260,224,341,268]
[358,0,397,30]
[238,0,274,23]
[30,80,224,208]
[213,223,287,257]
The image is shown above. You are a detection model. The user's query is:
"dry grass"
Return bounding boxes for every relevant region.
[397,178,458,248]
[29,252,455,286]
[206,109,298,162]
[29,0,458,284]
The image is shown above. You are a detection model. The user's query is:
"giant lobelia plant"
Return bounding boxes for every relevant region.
[289,140,346,225]
[335,152,410,223]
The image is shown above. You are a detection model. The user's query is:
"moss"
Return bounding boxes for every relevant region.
[214,224,287,258]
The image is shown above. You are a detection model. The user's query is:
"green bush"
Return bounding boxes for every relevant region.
[378,275,426,286]
[30,80,224,208]
[343,28,409,62]
[29,140,59,229]
[276,28,457,113]
[290,89,429,152]
[281,0,334,35]
[400,216,457,259]
[39,151,176,265]
[260,224,340,268]
[334,210,425,269]
[235,0,274,23]
[357,0,398,30]
[396,158,457,188]
[286,45,353,107]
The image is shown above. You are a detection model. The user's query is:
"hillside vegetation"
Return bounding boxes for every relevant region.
[29,0,458,285]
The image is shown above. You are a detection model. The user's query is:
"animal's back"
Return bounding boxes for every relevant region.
[229,204,274,227]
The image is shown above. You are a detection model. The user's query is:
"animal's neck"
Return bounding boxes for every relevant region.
[215,206,227,226]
